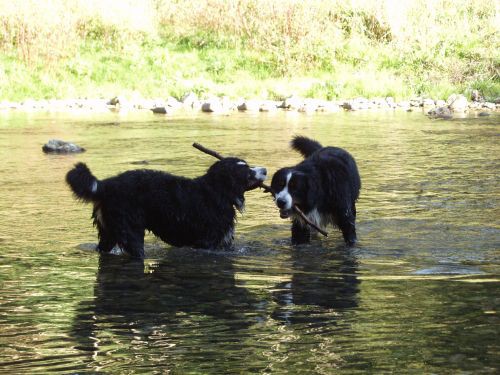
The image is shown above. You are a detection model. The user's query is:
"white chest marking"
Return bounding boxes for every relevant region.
[307,208,327,229]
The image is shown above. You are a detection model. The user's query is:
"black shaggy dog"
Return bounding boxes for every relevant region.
[66,159,267,258]
[270,136,361,245]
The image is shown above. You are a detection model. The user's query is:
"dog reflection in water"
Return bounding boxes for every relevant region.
[272,246,360,325]
[71,249,264,354]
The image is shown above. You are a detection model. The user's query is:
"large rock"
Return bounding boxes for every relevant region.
[280,95,303,110]
[397,101,411,110]
[201,97,233,113]
[468,101,482,110]
[0,100,16,110]
[166,96,182,110]
[343,97,371,111]
[107,96,120,106]
[482,102,495,110]
[316,100,341,112]
[259,100,279,112]
[409,97,423,107]
[237,99,261,112]
[385,97,396,108]
[201,98,224,113]
[422,98,435,107]
[181,92,198,108]
[447,94,468,112]
[151,97,182,114]
[42,139,85,153]
[106,95,133,110]
[297,99,320,113]
[371,97,389,108]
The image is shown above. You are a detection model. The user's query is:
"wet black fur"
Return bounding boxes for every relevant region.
[271,136,361,245]
[66,159,262,258]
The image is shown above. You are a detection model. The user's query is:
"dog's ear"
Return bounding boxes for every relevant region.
[292,171,307,178]
[270,168,288,188]
[288,171,309,194]
[290,171,308,187]
[301,172,319,204]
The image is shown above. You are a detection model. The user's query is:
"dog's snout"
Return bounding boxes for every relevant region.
[276,198,287,209]
[251,167,267,181]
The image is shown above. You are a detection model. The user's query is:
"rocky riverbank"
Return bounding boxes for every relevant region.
[1,92,498,118]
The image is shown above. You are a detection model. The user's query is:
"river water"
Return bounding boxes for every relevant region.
[0,110,498,373]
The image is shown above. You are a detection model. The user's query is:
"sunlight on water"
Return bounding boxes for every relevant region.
[0,111,498,373]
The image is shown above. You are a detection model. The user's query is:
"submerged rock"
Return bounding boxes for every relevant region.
[150,106,170,114]
[482,102,495,110]
[428,106,452,119]
[42,139,85,153]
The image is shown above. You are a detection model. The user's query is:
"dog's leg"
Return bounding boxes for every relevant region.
[291,219,311,245]
[121,231,145,259]
[339,205,357,246]
[96,229,116,254]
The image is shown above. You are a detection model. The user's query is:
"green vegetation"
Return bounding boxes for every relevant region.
[0,0,498,102]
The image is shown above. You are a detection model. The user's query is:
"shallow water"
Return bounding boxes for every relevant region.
[0,110,498,373]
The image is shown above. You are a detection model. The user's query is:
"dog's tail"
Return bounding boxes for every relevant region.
[291,136,323,158]
[66,162,100,202]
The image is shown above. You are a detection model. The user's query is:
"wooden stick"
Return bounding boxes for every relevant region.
[192,142,328,236]
[259,182,274,194]
[258,182,327,236]
[192,142,224,160]
[291,205,328,237]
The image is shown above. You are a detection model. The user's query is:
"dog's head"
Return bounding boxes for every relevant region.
[206,157,267,209]
[271,168,309,218]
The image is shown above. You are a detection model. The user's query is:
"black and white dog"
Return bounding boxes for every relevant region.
[66,158,267,258]
[271,136,361,245]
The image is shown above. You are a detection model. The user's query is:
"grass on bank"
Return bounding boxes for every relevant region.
[0,0,498,102]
